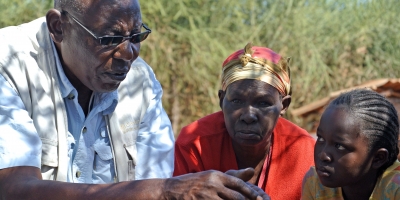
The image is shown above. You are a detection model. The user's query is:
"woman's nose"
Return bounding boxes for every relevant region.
[240,105,258,124]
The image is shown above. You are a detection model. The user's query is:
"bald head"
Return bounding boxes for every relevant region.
[54,0,141,18]
[54,0,86,14]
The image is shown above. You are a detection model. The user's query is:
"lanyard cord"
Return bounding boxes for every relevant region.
[257,134,273,189]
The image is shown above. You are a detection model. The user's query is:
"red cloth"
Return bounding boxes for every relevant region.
[222,45,281,67]
[174,111,315,200]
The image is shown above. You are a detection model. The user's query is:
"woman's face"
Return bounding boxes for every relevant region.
[314,105,375,188]
[220,79,288,147]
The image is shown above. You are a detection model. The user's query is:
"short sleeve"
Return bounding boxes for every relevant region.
[0,74,42,169]
[135,68,175,180]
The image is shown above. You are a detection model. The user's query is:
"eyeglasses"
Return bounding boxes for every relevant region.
[64,11,151,46]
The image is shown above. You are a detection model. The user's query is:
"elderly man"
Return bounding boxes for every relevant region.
[0,0,268,199]
[174,43,315,200]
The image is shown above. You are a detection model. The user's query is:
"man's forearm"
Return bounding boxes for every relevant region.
[1,166,267,200]
[0,166,167,200]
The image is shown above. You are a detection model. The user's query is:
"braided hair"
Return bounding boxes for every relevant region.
[328,89,399,172]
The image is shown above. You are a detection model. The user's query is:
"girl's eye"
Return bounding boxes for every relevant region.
[335,143,345,150]
[316,136,325,142]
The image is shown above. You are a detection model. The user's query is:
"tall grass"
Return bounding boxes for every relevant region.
[140,0,400,135]
[1,0,399,136]
[0,0,52,27]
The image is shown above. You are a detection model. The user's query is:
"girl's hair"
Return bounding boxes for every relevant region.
[328,89,399,172]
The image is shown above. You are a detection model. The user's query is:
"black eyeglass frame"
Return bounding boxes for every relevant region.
[63,11,151,46]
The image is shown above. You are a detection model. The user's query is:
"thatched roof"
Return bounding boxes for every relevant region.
[292,78,400,117]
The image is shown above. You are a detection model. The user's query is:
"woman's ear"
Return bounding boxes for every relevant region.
[280,95,292,115]
[218,90,225,109]
[372,148,389,169]
[46,9,64,43]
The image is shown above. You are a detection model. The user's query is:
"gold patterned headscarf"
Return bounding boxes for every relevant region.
[221,43,291,96]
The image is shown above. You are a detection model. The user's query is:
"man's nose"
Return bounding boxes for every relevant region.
[113,41,139,61]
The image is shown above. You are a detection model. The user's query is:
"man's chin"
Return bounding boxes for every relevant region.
[94,83,121,93]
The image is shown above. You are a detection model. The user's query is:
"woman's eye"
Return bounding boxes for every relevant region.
[232,99,241,104]
[259,101,270,107]
[316,136,324,142]
[335,143,345,150]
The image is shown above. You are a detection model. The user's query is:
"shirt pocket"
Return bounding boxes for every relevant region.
[93,128,113,161]
[41,138,59,167]
[92,127,115,183]
[93,141,113,161]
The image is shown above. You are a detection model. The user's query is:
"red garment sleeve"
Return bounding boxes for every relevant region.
[173,141,205,176]
[265,117,316,200]
[173,112,228,176]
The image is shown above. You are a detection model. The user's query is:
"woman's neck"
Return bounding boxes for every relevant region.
[232,138,272,185]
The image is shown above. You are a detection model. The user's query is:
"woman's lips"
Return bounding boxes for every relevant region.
[316,166,331,177]
[236,131,261,140]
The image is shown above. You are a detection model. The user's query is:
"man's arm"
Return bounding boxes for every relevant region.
[135,64,175,179]
[0,166,265,199]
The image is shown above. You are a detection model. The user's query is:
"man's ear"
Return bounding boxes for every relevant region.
[280,95,291,115]
[46,9,64,43]
[218,90,225,109]
[372,148,389,170]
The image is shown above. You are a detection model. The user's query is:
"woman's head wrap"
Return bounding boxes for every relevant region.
[221,43,291,96]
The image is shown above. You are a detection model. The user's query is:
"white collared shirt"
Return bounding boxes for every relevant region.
[0,39,175,183]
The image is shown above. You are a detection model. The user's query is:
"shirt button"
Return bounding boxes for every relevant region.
[67,93,75,100]
[82,127,87,133]
[76,171,81,178]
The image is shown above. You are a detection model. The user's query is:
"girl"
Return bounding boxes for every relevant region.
[302,89,400,200]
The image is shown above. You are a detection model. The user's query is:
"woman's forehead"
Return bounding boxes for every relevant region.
[226,79,280,96]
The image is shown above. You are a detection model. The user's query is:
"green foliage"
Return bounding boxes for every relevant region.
[140,0,400,135]
[1,0,399,136]
[0,0,52,27]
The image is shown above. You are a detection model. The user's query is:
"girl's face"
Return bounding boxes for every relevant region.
[314,105,376,188]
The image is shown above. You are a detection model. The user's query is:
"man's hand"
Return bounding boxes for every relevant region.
[163,168,269,200]
[0,166,270,199]
[244,183,271,200]
[226,168,271,200]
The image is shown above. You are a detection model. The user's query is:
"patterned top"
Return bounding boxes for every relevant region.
[301,161,400,200]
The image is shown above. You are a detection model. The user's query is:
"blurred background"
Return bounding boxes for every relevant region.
[1,0,399,137]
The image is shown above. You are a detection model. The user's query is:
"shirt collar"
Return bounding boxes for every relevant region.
[50,41,119,114]
[51,41,76,99]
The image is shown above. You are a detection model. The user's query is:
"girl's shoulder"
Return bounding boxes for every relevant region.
[371,161,400,199]
[301,167,343,200]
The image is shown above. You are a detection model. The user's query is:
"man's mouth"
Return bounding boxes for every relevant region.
[105,72,127,81]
